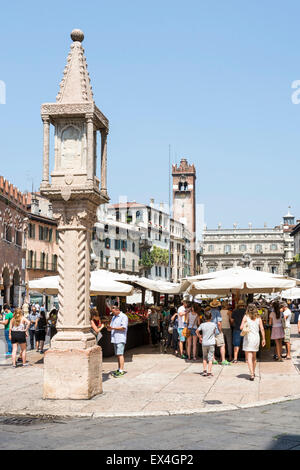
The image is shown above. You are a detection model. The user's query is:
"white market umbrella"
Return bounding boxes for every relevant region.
[281,287,300,300]
[184,266,293,283]
[29,272,134,296]
[188,268,297,296]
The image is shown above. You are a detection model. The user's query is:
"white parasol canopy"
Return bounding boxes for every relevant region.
[29,272,134,296]
[187,267,297,296]
[281,287,300,300]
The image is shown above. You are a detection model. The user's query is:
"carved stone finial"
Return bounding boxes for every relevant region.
[71,29,84,43]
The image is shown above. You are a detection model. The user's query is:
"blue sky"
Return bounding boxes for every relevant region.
[1,0,300,231]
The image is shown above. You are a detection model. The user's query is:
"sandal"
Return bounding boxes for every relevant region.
[201,371,208,376]
[231,360,238,363]
[207,373,214,377]
[250,375,255,381]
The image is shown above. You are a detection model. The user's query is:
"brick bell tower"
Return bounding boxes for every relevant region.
[172,158,196,275]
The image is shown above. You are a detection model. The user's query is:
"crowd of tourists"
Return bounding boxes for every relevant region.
[1,295,298,381]
[142,298,296,380]
[0,303,58,367]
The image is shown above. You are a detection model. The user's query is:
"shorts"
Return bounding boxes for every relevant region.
[11,331,26,344]
[178,328,186,342]
[189,328,197,337]
[35,330,46,342]
[215,332,225,347]
[284,327,291,343]
[233,330,242,347]
[113,343,125,356]
[202,345,215,362]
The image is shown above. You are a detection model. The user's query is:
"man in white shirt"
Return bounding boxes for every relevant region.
[107,304,128,377]
[280,302,292,360]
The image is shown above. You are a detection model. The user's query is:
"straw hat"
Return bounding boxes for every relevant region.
[237,299,246,307]
[210,299,221,308]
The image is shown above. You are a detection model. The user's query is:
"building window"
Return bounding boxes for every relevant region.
[100,251,104,268]
[165,267,167,278]
[224,245,231,254]
[132,259,135,272]
[41,252,46,270]
[105,238,111,249]
[115,239,120,250]
[256,266,261,271]
[159,267,162,277]
[92,227,97,240]
[132,242,135,253]
[255,244,262,253]
[105,257,109,269]
[115,210,120,221]
[270,244,277,251]
[271,266,278,274]
[126,212,133,224]
[116,227,119,235]
[15,231,22,246]
[115,258,119,270]
[122,258,125,269]
[121,240,127,251]
[208,245,214,252]
[239,244,247,252]
[56,230,59,244]
[136,211,142,221]
[49,228,53,242]
[27,250,34,269]
[29,223,35,239]
[155,266,158,276]
[52,255,58,272]
[4,224,12,242]
[104,224,109,233]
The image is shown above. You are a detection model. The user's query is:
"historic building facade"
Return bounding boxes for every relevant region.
[0,176,28,306]
[26,193,59,282]
[92,200,192,281]
[200,225,286,274]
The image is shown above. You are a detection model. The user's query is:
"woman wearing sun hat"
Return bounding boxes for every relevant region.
[210,299,231,366]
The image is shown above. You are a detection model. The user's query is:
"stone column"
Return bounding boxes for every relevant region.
[42,117,50,184]
[43,200,102,400]
[100,129,108,195]
[87,117,94,181]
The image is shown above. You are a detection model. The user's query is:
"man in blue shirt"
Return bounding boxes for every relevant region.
[107,304,128,377]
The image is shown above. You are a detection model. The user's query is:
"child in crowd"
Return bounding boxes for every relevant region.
[196,310,216,377]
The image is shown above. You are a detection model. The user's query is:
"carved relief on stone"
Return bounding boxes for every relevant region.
[52,206,96,230]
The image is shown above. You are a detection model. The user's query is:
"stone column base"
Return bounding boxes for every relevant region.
[43,346,102,400]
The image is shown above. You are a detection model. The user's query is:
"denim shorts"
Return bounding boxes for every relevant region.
[113,343,125,355]
[233,330,242,347]
[189,328,197,337]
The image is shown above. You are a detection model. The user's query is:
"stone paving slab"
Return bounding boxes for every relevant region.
[0,325,300,417]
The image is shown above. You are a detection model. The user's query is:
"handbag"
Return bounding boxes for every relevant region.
[241,321,250,337]
[90,328,103,344]
[168,323,174,334]
[182,327,191,338]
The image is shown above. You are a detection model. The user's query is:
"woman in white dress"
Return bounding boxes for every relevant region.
[240,303,266,381]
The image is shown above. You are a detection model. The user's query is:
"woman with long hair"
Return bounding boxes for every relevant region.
[269,301,284,362]
[9,308,30,368]
[240,303,266,381]
[186,303,201,361]
[90,308,104,345]
[35,310,47,354]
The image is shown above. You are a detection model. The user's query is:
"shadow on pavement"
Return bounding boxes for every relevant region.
[268,434,300,450]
